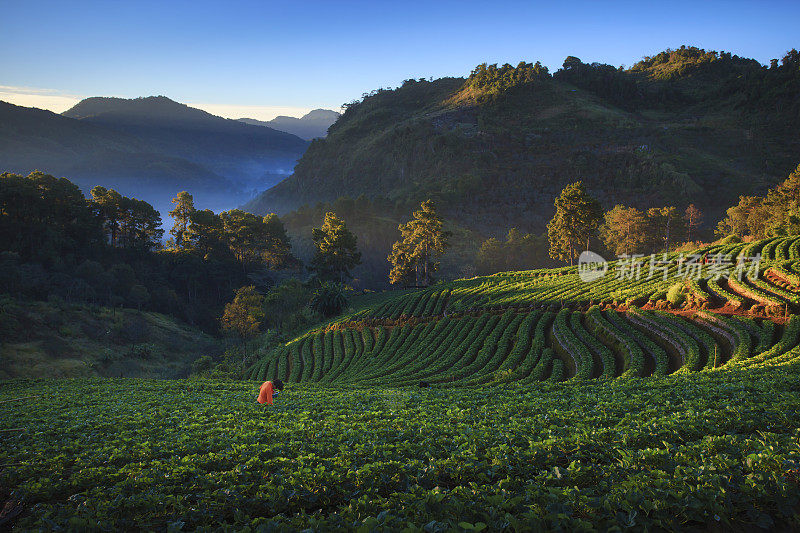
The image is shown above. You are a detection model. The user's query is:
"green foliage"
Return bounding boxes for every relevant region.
[452,61,550,103]
[475,228,549,275]
[388,200,450,286]
[0,297,220,379]
[249,47,799,269]
[168,191,195,249]
[547,181,603,265]
[310,212,362,281]
[252,235,800,385]
[0,171,103,261]
[666,282,686,307]
[220,286,265,341]
[309,282,348,317]
[3,369,800,530]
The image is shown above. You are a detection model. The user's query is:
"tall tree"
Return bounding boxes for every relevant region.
[169,191,195,249]
[1,171,102,261]
[546,181,603,265]
[475,228,548,274]
[684,204,703,241]
[90,186,124,247]
[186,209,227,260]
[388,200,449,286]
[119,197,163,250]
[220,285,265,369]
[716,195,766,238]
[91,186,162,250]
[600,205,649,256]
[219,209,293,271]
[311,212,362,281]
[646,206,684,252]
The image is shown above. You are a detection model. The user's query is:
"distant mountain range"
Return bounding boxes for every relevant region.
[238,109,340,140]
[0,96,310,216]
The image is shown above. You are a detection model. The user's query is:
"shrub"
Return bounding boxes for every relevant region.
[309,282,348,317]
[191,355,215,375]
[666,283,686,307]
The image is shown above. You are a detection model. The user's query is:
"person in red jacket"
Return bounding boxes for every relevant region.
[257,379,284,405]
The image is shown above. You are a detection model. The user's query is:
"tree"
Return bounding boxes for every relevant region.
[546,181,603,265]
[91,187,162,250]
[311,212,362,281]
[220,285,265,370]
[646,206,684,252]
[684,204,703,241]
[762,164,800,236]
[119,197,163,250]
[221,286,264,340]
[90,186,124,247]
[219,210,293,271]
[1,171,102,262]
[716,196,767,238]
[475,228,548,274]
[186,209,227,260]
[168,191,195,249]
[600,205,648,256]
[128,284,150,311]
[388,200,450,286]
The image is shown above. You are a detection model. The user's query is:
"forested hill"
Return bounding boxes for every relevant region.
[248,46,800,236]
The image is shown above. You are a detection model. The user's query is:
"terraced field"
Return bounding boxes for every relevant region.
[252,235,800,384]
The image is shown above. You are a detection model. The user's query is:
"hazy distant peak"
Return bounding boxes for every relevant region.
[63,95,214,121]
[302,108,341,120]
[237,108,340,140]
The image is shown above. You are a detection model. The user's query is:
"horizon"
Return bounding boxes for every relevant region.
[2,0,799,120]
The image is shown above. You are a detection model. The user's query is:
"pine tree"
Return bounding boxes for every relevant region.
[388,200,450,286]
[600,205,648,256]
[684,204,703,241]
[310,212,361,281]
[169,191,195,249]
[546,181,603,265]
[646,206,684,252]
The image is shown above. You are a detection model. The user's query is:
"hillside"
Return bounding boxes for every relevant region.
[239,108,341,140]
[248,47,800,238]
[252,234,800,385]
[0,97,309,217]
[0,298,220,379]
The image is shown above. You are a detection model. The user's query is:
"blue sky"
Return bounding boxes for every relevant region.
[1,0,798,119]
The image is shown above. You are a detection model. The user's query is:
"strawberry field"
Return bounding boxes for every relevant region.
[253,235,800,385]
[2,367,800,531]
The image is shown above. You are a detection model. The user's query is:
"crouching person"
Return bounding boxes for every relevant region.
[257,379,284,405]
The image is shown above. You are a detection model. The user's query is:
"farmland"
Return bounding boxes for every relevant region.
[4,235,800,530]
[252,235,800,385]
[2,367,800,531]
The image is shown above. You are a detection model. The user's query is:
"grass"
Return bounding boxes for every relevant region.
[0,297,221,379]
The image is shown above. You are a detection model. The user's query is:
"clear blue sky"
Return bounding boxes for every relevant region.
[1,0,798,118]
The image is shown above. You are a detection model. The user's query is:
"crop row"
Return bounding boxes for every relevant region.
[252,306,795,385]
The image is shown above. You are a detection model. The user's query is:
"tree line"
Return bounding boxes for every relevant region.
[543,163,800,264]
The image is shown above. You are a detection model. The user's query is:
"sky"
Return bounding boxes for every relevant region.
[1,0,798,120]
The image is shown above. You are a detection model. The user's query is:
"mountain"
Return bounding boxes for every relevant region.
[0,96,309,218]
[246,47,800,238]
[238,108,340,140]
[62,96,309,190]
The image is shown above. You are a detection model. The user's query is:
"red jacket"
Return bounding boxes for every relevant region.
[257,381,274,405]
